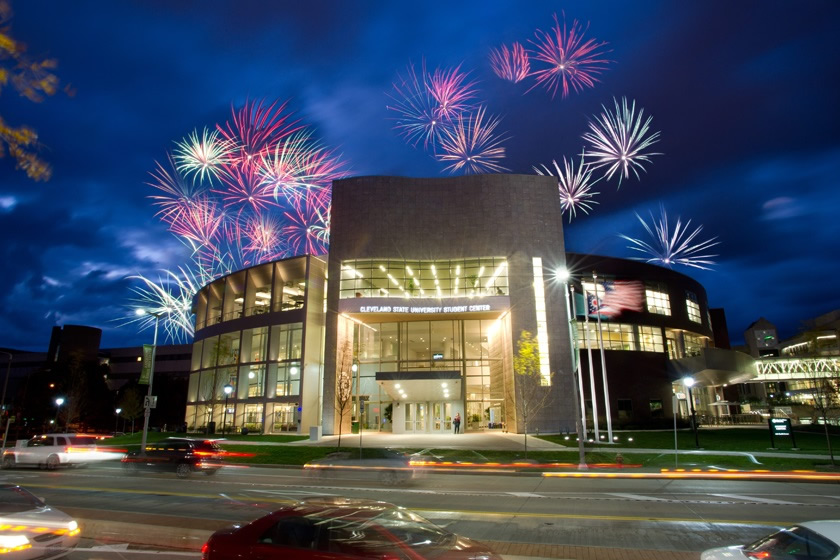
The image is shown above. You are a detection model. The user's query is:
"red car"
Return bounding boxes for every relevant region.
[201,498,501,560]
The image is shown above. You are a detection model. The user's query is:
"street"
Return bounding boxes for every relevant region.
[5,461,840,556]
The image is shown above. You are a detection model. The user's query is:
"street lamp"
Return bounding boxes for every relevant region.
[115,408,122,435]
[222,384,233,434]
[136,308,163,454]
[683,376,700,448]
[54,397,65,432]
[556,267,587,470]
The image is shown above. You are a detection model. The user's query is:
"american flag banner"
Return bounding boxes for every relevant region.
[587,280,644,318]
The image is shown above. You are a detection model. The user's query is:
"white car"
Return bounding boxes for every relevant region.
[0,484,80,560]
[2,433,123,470]
[701,520,840,559]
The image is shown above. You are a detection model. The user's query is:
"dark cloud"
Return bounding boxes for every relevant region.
[1,0,838,350]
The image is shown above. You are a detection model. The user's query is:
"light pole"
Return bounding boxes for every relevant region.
[222,384,233,434]
[556,268,587,469]
[54,397,65,432]
[115,408,122,435]
[683,376,700,448]
[136,308,162,454]
[0,351,12,450]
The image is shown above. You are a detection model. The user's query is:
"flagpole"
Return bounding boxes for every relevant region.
[569,286,588,436]
[593,271,614,444]
[582,282,600,442]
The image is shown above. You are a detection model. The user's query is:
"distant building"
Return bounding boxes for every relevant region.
[744,318,780,358]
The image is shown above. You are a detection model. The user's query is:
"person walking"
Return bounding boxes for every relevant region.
[453,413,461,434]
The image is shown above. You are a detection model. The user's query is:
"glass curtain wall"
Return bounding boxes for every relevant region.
[349,317,508,433]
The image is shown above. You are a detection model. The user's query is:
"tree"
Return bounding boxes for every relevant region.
[798,329,840,466]
[118,386,144,434]
[334,340,353,448]
[511,330,554,458]
[0,0,65,181]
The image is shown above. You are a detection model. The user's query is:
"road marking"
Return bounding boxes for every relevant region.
[506,492,545,498]
[76,547,197,556]
[711,494,797,505]
[609,493,669,501]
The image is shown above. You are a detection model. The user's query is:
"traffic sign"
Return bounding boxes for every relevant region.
[144,396,158,409]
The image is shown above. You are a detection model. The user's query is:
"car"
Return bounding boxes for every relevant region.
[1,433,122,470]
[122,437,224,478]
[701,520,840,559]
[0,484,80,560]
[201,497,502,560]
[303,449,416,486]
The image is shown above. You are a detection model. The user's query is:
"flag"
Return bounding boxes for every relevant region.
[589,280,644,318]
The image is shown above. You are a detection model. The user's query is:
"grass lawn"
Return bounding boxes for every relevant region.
[537,427,840,455]
[107,431,308,448]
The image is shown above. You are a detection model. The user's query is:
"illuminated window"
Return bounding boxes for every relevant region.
[684,333,706,357]
[575,322,635,350]
[686,291,702,323]
[532,258,551,386]
[339,257,508,299]
[638,326,665,353]
[645,283,671,316]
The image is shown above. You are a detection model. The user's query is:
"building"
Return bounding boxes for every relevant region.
[183,175,751,436]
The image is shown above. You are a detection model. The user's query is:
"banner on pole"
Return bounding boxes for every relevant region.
[139,344,153,385]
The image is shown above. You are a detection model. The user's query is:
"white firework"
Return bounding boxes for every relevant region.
[534,152,601,221]
[582,97,661,186]
[620,206,720,270]
[123,268,202,342]
[173,128,234,184]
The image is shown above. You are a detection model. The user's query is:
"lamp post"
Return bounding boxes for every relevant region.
[556,268,587,470]
[683,376,700,448]
[54,397,65,432]
[0,351,11,450]
[136,308,162,455]
[222,384,233,434]
[115,408,122,435]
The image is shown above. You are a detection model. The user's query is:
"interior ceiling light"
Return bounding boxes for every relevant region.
[379,265,387,272]
[256,291,271,299]
[406,266,414,276]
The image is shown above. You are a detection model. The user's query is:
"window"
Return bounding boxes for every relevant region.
[274,362,301,396]
[617,399,633,420]
[575,322,635,350]
[685,291,701,323]
[339,257,508,300]
[650,400,664,418]
[638,326,665,353]
[684,333,707,357]
[645,283,671,316]
[244,364,266,397]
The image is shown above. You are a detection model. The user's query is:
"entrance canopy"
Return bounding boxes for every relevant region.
[376,371,461,402]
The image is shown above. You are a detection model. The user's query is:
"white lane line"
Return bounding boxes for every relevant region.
[75,547,197,556]
[711,493,797,505]
[506,492,545,498]
[608,493,669,502]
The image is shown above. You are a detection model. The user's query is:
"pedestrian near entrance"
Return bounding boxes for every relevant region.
[453,413,461,434]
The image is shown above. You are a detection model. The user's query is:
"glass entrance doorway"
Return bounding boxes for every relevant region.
[431,402,453,433]
[404,402,427,433]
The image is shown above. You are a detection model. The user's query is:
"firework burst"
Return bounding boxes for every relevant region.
[437,106,509,174]
[427,64,478,121]
[534,152,601,221]
[528,13,611,99]
[125,268,201,342]
[582,97,662,186]
[173,128,233,184]
[147,156,207,225]
[620,206,720,270]
[489,42,530,83]
[282,196,331,256]
[387,61,449,149]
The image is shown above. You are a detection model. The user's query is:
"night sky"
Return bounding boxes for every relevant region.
[2,1,839,351]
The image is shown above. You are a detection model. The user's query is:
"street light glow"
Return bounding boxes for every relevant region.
[55,397,65,406]
[683,376,695,388]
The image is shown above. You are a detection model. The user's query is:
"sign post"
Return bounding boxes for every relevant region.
[768,418,797,450]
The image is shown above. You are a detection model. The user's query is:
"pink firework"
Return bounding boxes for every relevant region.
[427,64,478,121]
[242,213,284,258]
[528,13,611,99]
[165,195,225,250]
[147,156,206,225]
[215,159,277,215]
[437,106,509,174]
[282,196,331,256]
[489,42,530,83]
[218,99,302,164]
[386,61,448,149]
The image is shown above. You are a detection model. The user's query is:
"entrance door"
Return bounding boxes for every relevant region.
[431,402,453,433]
[404,403,428,433]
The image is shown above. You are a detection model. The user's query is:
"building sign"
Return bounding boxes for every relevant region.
[432,353,444,360]
[769,417,791,436]
[340,296,508,316]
